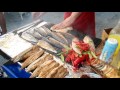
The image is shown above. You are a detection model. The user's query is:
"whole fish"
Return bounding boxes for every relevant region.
[60,32,75,45]
[21,49,44,69]
[55,32,68,45]
[37,40,57,53]
[42,36,67,49]
[41,26,68,44]
[34,27,48,37]
[30,60,54,78]
[41,26,53,36]
[27,28,42,40]
[21,31,38,43]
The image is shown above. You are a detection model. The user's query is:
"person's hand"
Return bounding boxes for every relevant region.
[32,12,45,20]
[51,16,76,30]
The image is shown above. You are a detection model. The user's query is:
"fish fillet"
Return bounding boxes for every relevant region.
[21,49,44,69]
[30,60,54,78]
[37,40,57,53]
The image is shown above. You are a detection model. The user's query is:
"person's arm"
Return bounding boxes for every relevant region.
[0,12,7,35]
[70,12,81,20]
[51,12,82,30]
[32,12,46,21]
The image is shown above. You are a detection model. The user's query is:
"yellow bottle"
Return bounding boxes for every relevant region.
[109,20,120,69]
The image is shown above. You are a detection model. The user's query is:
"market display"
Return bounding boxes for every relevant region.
[17,45,69,78]
[0,20,120,78]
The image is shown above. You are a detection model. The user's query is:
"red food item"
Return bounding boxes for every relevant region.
[73,55,86,68]
[65,56,71,62]
[75,41,90,52]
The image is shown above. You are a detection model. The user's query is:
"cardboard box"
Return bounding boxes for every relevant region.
[101,28,112,41]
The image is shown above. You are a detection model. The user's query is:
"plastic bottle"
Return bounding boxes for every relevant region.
[109,20,120,69]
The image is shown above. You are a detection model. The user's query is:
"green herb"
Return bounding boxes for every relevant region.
[64,45,71,51]
[60,54,65,62]
[91,51,97,59]
[57,52,63,56]
[88,51,92,59]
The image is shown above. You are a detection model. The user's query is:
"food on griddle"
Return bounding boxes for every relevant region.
[37,40,57,53]
[21,49,44,69]
[21,45,40,60]
[55,32,68,45]
[26,53,52,72]
[46,36,67,49]
[30,60,54,78]
[35,27,48,37]
[46,65,62,78]
[91,59,120,78]
[27,28,42,40]
[46,65,68,78]
[38,61,59,78]
[57,68,68,78]
[21,31,38,43]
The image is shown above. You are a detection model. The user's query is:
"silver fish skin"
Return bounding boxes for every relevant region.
[42,36,67,49]
[41,26,68,45]
[34,27,48,37]
[37,40,57,53]
[27,29,42,40]
[21,31,38,43]
[55,32,68,45]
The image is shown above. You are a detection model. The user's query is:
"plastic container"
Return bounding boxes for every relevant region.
[99,38,118,63]
[109,20,120,69]
[1,63,31,78]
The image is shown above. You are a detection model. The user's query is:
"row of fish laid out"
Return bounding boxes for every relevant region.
[20,25,75,51]
[12,45,69,78]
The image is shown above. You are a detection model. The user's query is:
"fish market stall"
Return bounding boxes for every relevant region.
[0,19,120,78]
